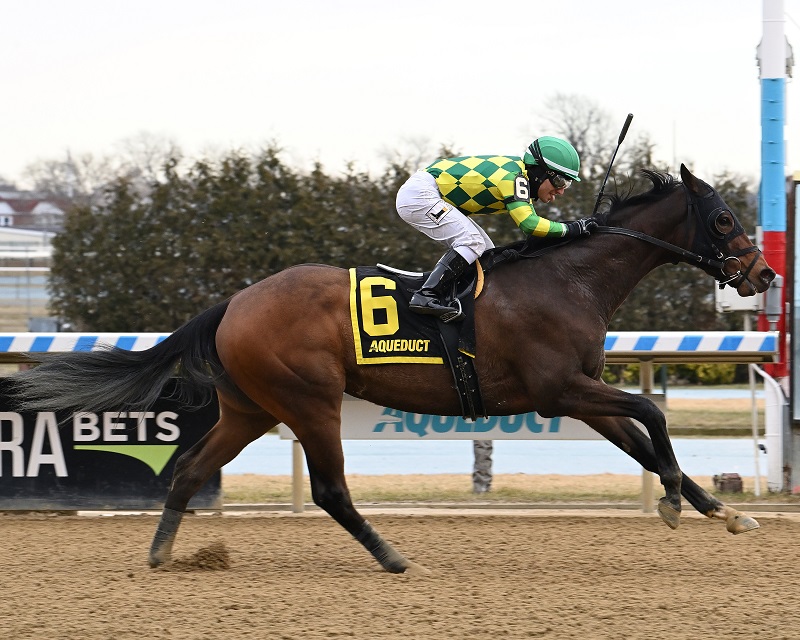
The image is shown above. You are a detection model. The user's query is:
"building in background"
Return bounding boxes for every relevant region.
[0,189,66,233]
[0,189,63,331]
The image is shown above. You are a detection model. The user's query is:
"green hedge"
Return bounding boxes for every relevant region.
[602,363,737,386]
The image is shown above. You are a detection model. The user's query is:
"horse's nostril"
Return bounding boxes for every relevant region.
[763,268,776,285]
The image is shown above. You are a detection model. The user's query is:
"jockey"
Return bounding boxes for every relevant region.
[396,136,597,320]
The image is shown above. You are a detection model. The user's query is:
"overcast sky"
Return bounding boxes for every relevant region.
[3,0,798,187]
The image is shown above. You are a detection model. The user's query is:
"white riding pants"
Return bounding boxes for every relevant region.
[396,170,493,264]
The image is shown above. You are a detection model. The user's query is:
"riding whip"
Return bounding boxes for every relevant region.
[592,113,633,216]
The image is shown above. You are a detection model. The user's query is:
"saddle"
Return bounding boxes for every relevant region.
[349,234,570,420]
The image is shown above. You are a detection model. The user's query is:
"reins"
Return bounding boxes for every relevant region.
[594,184,762,289]
[593,225,726,269]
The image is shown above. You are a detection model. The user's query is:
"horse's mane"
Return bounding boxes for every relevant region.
[594,169,681,226]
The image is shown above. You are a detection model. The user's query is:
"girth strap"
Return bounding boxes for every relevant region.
[437,317,485,420]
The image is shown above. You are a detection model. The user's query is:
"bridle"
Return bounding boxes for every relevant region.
[595,184,761,290]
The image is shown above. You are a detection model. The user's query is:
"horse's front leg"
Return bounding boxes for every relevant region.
[582,415,759,534]
[557,378,683,528]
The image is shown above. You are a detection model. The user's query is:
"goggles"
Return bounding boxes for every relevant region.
[547,172,572,190]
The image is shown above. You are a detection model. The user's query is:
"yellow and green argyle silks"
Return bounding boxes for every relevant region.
[426,155,567,237]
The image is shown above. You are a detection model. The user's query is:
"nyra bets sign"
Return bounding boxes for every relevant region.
[0,379,220,510]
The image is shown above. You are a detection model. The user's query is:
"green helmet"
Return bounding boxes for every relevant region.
[522,136,581,182]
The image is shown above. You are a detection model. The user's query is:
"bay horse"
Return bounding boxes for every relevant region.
[11,164,775,575]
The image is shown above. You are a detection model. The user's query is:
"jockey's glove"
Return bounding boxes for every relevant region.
[564,217,599,237]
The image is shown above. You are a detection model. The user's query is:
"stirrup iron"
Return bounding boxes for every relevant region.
[439,298,463,323]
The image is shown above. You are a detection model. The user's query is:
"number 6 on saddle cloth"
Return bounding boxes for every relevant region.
[349,263,484,419]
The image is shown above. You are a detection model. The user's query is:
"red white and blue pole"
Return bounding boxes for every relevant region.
[758,0,790,378]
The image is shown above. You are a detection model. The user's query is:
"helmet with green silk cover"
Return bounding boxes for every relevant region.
[522,136,581,182]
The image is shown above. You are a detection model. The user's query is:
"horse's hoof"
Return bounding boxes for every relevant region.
[657,499,681,530]
[402,561,431,576]
[726,511,760,535]
[148,554,167,568]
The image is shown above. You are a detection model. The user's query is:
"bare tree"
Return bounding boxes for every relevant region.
[377,135,446,174]
[113,131,183,183]
[22,132,183,207]
[534,93,617,180]
[22,151,117,205]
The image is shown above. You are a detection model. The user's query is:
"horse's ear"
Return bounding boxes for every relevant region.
[680,163,712,196]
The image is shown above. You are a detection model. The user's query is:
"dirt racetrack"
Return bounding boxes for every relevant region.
[2,509,799,640]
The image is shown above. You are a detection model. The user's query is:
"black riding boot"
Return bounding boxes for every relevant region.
[409,249,470,320]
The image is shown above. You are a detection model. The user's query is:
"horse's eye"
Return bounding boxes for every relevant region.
[715,212,734,234]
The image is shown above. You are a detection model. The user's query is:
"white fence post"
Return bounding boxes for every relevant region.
[291,440,305,513]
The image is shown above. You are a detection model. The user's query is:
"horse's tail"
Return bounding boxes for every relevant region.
[10,299,232,415]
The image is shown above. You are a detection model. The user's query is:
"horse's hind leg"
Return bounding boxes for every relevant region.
[583,415,759,534]
[292,416,429,575]
[149,394,277,567]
